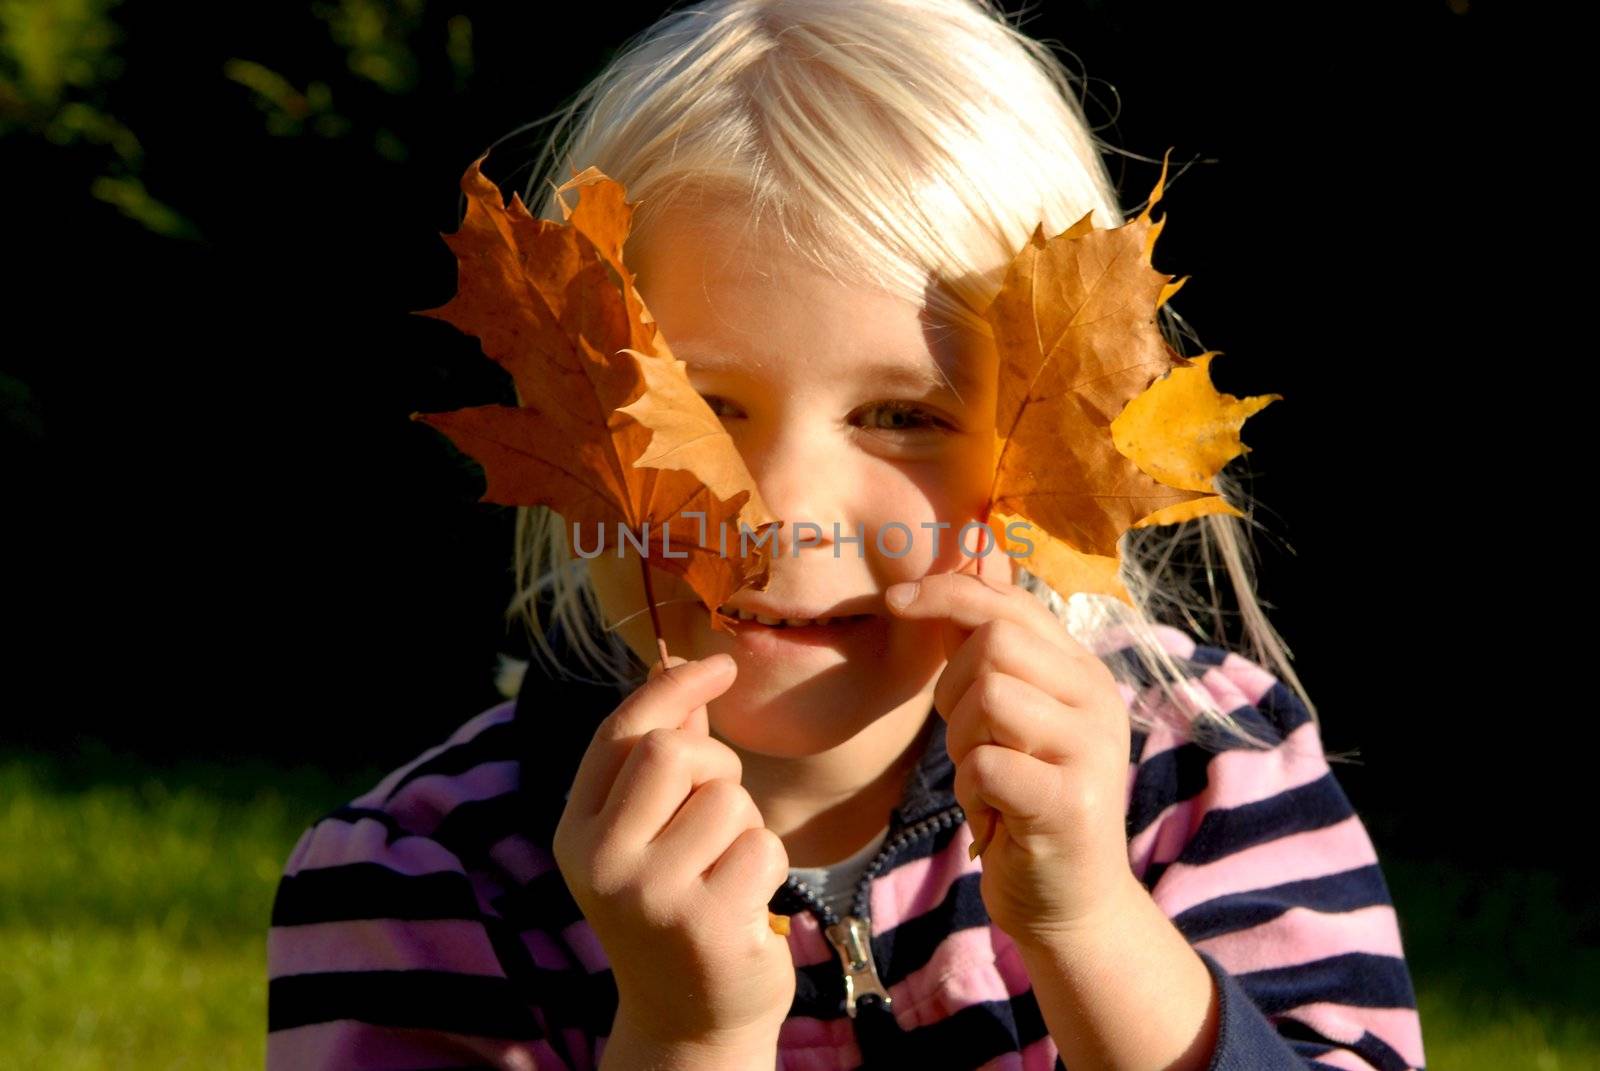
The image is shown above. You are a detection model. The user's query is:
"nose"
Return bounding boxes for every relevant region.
[741,418,851,556]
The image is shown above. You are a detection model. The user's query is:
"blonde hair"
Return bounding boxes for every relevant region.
[480,0,1324,754]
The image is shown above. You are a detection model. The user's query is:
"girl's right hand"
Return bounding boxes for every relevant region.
[552,652,796,1052]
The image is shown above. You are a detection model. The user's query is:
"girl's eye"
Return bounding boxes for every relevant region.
[853,400,953,433]
[699,394,744,418]
[697,394,955,435]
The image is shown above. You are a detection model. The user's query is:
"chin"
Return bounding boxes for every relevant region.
[706,674,867,757]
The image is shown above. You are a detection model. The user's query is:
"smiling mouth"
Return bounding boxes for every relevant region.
[716,604,876,628]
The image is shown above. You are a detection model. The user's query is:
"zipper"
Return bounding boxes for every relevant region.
[783,804,966,1020]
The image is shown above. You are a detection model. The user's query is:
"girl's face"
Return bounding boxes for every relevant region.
[587,204,1011,757]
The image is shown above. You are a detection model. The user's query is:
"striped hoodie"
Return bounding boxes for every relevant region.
[266,624,1427,1069]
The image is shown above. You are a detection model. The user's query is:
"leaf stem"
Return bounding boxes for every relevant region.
[636,549,671,668]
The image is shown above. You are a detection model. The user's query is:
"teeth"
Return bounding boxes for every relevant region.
[718,605,855,628]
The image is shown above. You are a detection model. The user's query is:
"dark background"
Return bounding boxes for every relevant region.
[9,0,1558,880]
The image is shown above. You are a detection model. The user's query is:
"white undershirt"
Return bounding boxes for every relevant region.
[787,822,892,920]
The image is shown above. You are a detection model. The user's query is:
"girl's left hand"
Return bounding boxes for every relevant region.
[884,568,1144,948]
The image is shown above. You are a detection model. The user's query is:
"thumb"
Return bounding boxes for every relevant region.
[647,653,689,680]
[647,654,709,735]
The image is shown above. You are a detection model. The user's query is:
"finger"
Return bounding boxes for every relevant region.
[953,742,1060,839]
[567,654,737,818]
[652,776,764,876]
[704,824,791,925]
[598,727,744,847]
[932,617,1097,724]
[943,670,1075,770]
[650,654,709,735]
[886,570,1074,660]
[647,654,688,679]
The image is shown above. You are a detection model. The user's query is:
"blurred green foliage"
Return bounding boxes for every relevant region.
[0,744,390,1068]
[0,0,201,239]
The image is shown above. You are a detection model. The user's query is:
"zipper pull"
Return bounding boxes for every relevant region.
[823,915,894,1018]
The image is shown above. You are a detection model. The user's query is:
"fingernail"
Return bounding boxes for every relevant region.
[886,582,919,611]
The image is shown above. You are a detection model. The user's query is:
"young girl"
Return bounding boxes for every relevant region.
[267,1,1426,1068]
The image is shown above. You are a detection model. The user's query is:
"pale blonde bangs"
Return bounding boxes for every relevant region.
[482,0,1323,754]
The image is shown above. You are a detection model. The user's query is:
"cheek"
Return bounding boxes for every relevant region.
[858,467,996,578]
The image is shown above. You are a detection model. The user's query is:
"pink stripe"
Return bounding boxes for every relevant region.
[975,1031,1061,1071]
[783,908,834,968]
[1283,1002,1426,1070]
[267,918,503,978]
[350,701,518,809]
[488,830,557,887]
[1128,795,1198,880]
[776,1015,858,1071]
[1196,721,1330,810]
[1131,708,1190,767]
[1128,720,1334,874]
[467,869,511,917]
[869,820,981,931]
[1305,1050,1381,1071]
[885,925,1020,1027]
[285,817,468,878]
[557,1025,592,1070]
[1194,904,1406,974]
[1217,652,1279,706]
[1151,816,1379,918]
[1088,622,1197,661]
[521,927,578,971]
[560,918,609,974]
[387,760,522,839]
[1195,664,1254,716]
[1152,623,1198,657]
[265,1019,551,1071]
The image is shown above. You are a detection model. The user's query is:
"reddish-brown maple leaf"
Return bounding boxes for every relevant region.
[408,153,780,646]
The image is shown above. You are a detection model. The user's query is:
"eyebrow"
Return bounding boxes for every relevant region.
[673,343,979,405]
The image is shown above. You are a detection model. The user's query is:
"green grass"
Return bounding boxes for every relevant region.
[1,742,1595,1069]
[0,740,389,1070]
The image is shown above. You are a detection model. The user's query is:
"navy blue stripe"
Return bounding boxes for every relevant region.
[1126,739,1214,839]
[381,719,520,806]
[1125,674,1313,843]
[318,805,416,847]
[1171,864,1394,943]
[271,860,482,926]
[1128,725,1149,766]
[1176,772,1354,867]
[1277,1015,1414,1071]
[430,790,524,870]
[857,993,1041,1069]
[526,963,617,1038]
[875,871,990,984]
[1345,1030,1414,1071]
[268,969,544,1037]
[500,860,585,931]
[1255,679,1315,737]
[1237,952,1418,1012]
